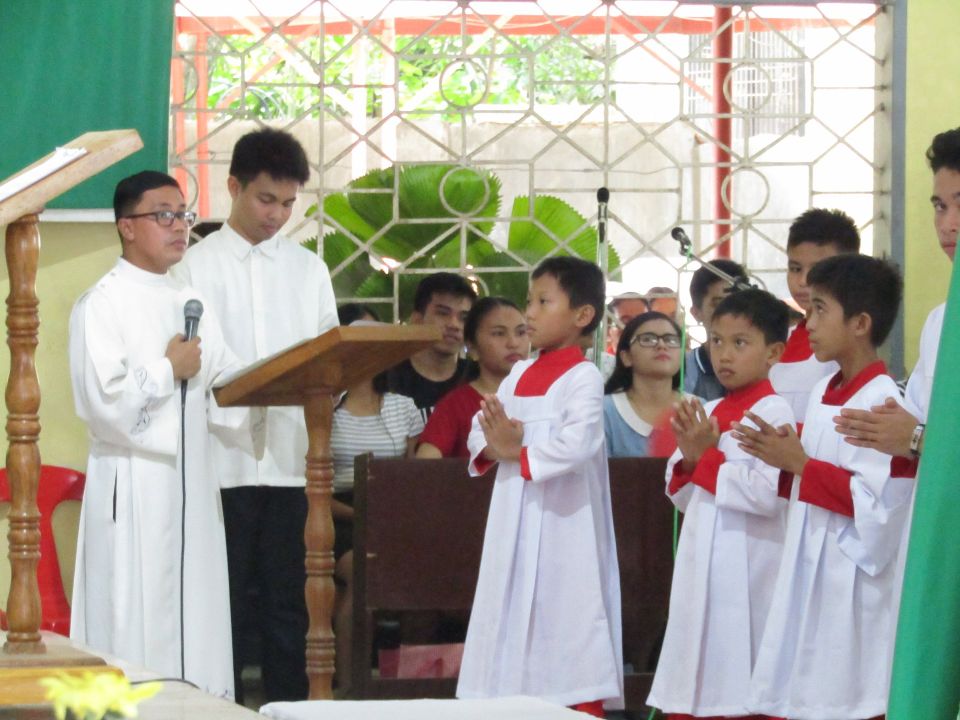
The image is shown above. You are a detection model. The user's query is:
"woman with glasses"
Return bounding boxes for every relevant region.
[603,312,684,458]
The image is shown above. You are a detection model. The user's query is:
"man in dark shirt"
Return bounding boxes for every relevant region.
[388,272,477,420]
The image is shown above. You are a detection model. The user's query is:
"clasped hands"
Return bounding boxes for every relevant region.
[478,394,524,462]
[730,413,807,476]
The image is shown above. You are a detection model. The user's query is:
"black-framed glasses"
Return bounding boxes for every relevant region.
[630,332,682,348]
[123,210,197,228]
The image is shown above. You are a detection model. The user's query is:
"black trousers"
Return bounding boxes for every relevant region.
[222,486,309,704]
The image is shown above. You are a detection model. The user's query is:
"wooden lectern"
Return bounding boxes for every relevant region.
[214,323,440,700]
[0,131,142,698]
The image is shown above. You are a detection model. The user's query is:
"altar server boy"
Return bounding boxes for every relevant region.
[70,171,248,698]
[769,208,860,423]
[735,254,913,719]
[457,257,623,717]
[647,288,793,719]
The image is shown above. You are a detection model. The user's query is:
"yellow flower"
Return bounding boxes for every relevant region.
[41,671,161,720]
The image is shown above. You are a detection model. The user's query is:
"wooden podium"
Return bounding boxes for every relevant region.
[0,131,142,698]
[214,323,440,700]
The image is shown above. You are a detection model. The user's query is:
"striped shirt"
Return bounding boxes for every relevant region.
[330,392,424,492]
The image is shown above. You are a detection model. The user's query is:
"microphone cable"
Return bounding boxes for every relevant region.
[179,379,187,681]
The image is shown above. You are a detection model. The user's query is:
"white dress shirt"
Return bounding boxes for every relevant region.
[173,223,339,487]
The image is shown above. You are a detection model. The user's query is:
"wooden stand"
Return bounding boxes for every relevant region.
[0,131,141,684]
[214,324,439,699]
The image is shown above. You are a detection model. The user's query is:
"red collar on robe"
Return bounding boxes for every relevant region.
[821,360,887,406]
[780,319,813,362]
[711,378,777,434]
[515,345,586,397]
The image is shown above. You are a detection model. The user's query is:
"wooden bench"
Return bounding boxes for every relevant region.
[350,456,674,712]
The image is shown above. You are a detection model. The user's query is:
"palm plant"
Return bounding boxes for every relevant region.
[305,163,619,319]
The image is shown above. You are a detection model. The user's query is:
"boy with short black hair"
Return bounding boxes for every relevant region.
[769,208,860,423]
[457,256,623,717]
[173,127,338,703]
[736,254,912,719]
[387,271,477,419]
[70,171,242,697]
[684,259,748,401]
[648,288,794,719]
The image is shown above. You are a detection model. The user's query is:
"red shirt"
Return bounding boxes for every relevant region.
[418,383,484,458]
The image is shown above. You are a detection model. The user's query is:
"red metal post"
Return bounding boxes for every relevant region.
[713,7,733,257]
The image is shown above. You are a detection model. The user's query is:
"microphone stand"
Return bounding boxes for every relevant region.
[594,188,609,372]
[670,226,764,291]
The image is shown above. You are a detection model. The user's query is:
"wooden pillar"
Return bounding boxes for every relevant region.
[3,214,43,654]
[303,392,335,698]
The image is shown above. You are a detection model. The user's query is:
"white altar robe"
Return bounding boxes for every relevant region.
[68,259,245,698]
[647,383,793,716]
[748,365,915,719]
[456,348,623,709]
[903,302,943,422]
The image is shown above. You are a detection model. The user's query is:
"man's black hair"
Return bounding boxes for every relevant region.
[229,128,309,186]
[689,259,747,310]
[927,127,960,174]
[412,272,477,315]
[464,296,521,345]
[807,254,902,347]
[604,311,682,394]
[787,208,861,253]
[711,288,789,345]
[337,302,380,325]
[113,170,181,222]
[531,256,605,335]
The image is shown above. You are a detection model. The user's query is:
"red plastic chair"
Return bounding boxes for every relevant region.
[0,465,85,635]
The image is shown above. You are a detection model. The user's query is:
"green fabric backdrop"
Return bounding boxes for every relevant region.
[0,0,174,209]
[888,256,960,719]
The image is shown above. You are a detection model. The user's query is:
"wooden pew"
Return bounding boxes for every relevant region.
[350,456,674,712]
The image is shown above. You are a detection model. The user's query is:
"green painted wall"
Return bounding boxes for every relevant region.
[903,0,960,368]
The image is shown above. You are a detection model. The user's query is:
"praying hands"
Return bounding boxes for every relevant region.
[478,394,524,462]
[671,397,720,473]
[732,411,809,476]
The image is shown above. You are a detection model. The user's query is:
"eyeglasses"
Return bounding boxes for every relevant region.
[630,332,682,348]
[123,210,197,228]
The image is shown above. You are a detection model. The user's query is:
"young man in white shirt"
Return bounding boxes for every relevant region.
[173,128,338,703]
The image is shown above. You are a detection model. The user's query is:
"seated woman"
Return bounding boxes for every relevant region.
[416,296,529,459]
[603,311,683,458]
[331,303,424,694]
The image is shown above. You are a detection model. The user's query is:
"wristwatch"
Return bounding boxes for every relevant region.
[909,423,925,457]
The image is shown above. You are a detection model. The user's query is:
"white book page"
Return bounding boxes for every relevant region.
[0,146,88,204]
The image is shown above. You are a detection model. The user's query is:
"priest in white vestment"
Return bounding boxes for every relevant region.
[69,172,251,698]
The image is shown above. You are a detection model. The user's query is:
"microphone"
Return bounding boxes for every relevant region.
[597,187,609,245]
[181,299,203,403]
[671,226,692,254]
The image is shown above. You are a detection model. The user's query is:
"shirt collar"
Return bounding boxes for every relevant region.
[695,344,715,376]
[780,319,813,363]
[711,378,776,434]
[515,345,586,397]
[611,392,653,437]
[821,360,887,406]
[114,257,172,287]
[219,222,281,260]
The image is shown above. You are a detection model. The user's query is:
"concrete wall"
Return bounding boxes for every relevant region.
[903,0,960,368]
[0,220,118,604]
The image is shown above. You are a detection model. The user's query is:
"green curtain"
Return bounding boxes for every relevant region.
[0,0,174,208]
[887,257,960,719]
